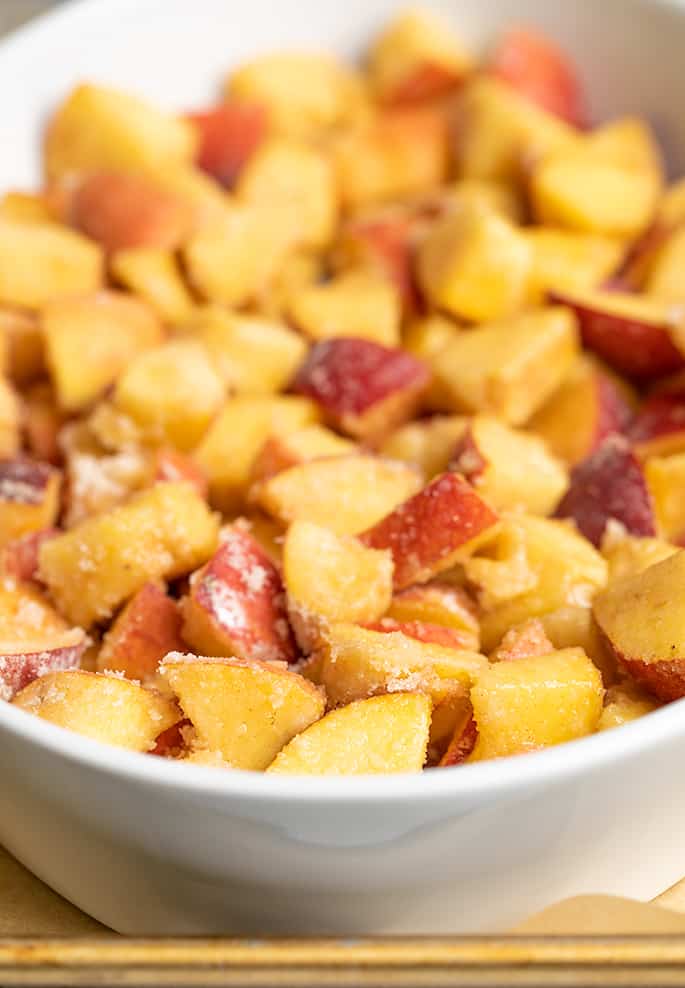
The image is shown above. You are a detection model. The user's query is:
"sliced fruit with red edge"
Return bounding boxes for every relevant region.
[364,617,476,651]
[0,628,86,702]
[628,396,685,458]
[188,103,268,188]
[0,459,61,550]
[97,582,186,683]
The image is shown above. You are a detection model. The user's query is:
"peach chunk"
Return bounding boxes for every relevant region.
[267,693,431,775]
[181,524,297,665]
[194,396,319,513]
[644,452,685,540]
[0,460,61,550]
[487,27,587,127]
[337,214,418,313]
[368,8,472,104]
[0,307,44,385]
[602,532,678,583]
[593,551,685,700]
[387,582,480,649]
[113,341,224,451]
[160,655,324,770]
[313,622,486,708]
[62,171,193,252]
[251,426,356,485]
[110,247,195,325]
[470,649,604,760]
[0,218,102,310]
[439,710,478,768]
[13,670,179,752]
[628,396,685,458]
[360,473,499,590]
[524,229,624,304]
[433,307,578,425]
[380,416,468,479]
[292,338,430,444]
[555,436,656,546]
[364,618,476,652]
[0,628,86,702]
[646,225,685,302]
[598,679,659,731]
[527,356,632,466]
[550,288,685,379]
[97,583,185,683]
[451,415,568,515]
[152,449,208,500]
[39,482,219,627]
[1,528,59,584]
[490,619,555,663]
[23,383,65,465]
[418,202,532,323]
[0,578,69,642]
[43,291,163,411]
[255,455,422,536]
[188,102,268,188]
[283,521,393,652]
[288,270,401,348]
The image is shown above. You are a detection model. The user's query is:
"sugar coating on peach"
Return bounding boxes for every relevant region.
[267,692,432,775]
[12,669,180,751]
[0,627,86,702]
[159,654,325,770]
[598,679,659,731]
[490,619,555,663]
[292,337,430,443]
[181,523,297,665]
[360,472,499,590]
[0,458,61,549]
[364,617,476,651]
[555,435,656,547]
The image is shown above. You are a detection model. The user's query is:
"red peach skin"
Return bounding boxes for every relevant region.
[2,527,59,583]
[0,628,86,702]
[487,27,588,127]
[388,63,464,105]
[364,617,477,650]
[342,216,420,311]
[360,472,499,590]
[555,435,656,546]
[153,449,209,500]
[627,396,685,455]
[181,525,297,664]
[439,715,478,767]
[188,103,268,188]
[98,582,186,682]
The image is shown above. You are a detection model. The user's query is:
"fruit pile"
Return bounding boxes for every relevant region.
[0,9,682,774]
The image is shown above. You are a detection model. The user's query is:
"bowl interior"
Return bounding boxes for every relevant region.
[1,0,685,190]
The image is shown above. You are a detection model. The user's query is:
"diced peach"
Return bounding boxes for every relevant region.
[470,648,604,760]
[256,250,325,321]
[181,524,296,664]
[13,670,179,751]
[439,710,478,768]
[160,654,324,770]
[292,338,430,444]
[379,416,468,478]
[1,527,59,584]
[451,415,568,515]
[332,106,450,209]
[44,83,198,180]
[152,449,208,500]
[531,118,663,237]
[525,229,624,303]
[602,531,678,583]
[313,622,486,708]
[110,247,195,326]
[628,396,685,458]
[536,605,617,685]
[97,583,185,683]
[267,693,431,775]
[0,378,20,459]
[283,521,393,652]
[61,171,193,252]
[0,307,44,385]
[646,226,685,302]
[427,686,471,765]
[240,512,285,567]
[555,436,656,546]
[0,191,53,225]
[418,201,532,323]
[550,288,685,379]
[150,718,192,758]
[194,396,319,513]
[22,384,65,465]
[387,581,480,648]
[288,270,401,347]
[44,291,163,411]
[251,426,356,485]
[433,306,578,425]
[368,8,472,104]
[598,679,660,731]
[360,472,499,590]
[644,452,685,541]
[237,138,337,250]
[38,482,219,627]
[364,617,476,651]
[113,341,224,451]
[490,619,555,663]
[456,77,578,184]
[336,214,418,313]
[0,219,102,310]
[594,551,685,700]
[470,514,608,651]
[255,455,422,536]
[527,356,633,465]
[0,628,86,702]
[226,53,366,141]
[0,577,69,641]
[188,102,268,188]
[191,304,307,394]
[0,459,61,550]
[487,27,588,127]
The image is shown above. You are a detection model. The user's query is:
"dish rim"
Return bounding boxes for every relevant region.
[1,0,685,804]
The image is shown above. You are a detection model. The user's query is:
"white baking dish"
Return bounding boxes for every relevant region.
[1,0,685,936]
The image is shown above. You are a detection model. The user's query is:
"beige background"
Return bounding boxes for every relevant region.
[0,0,56,36]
